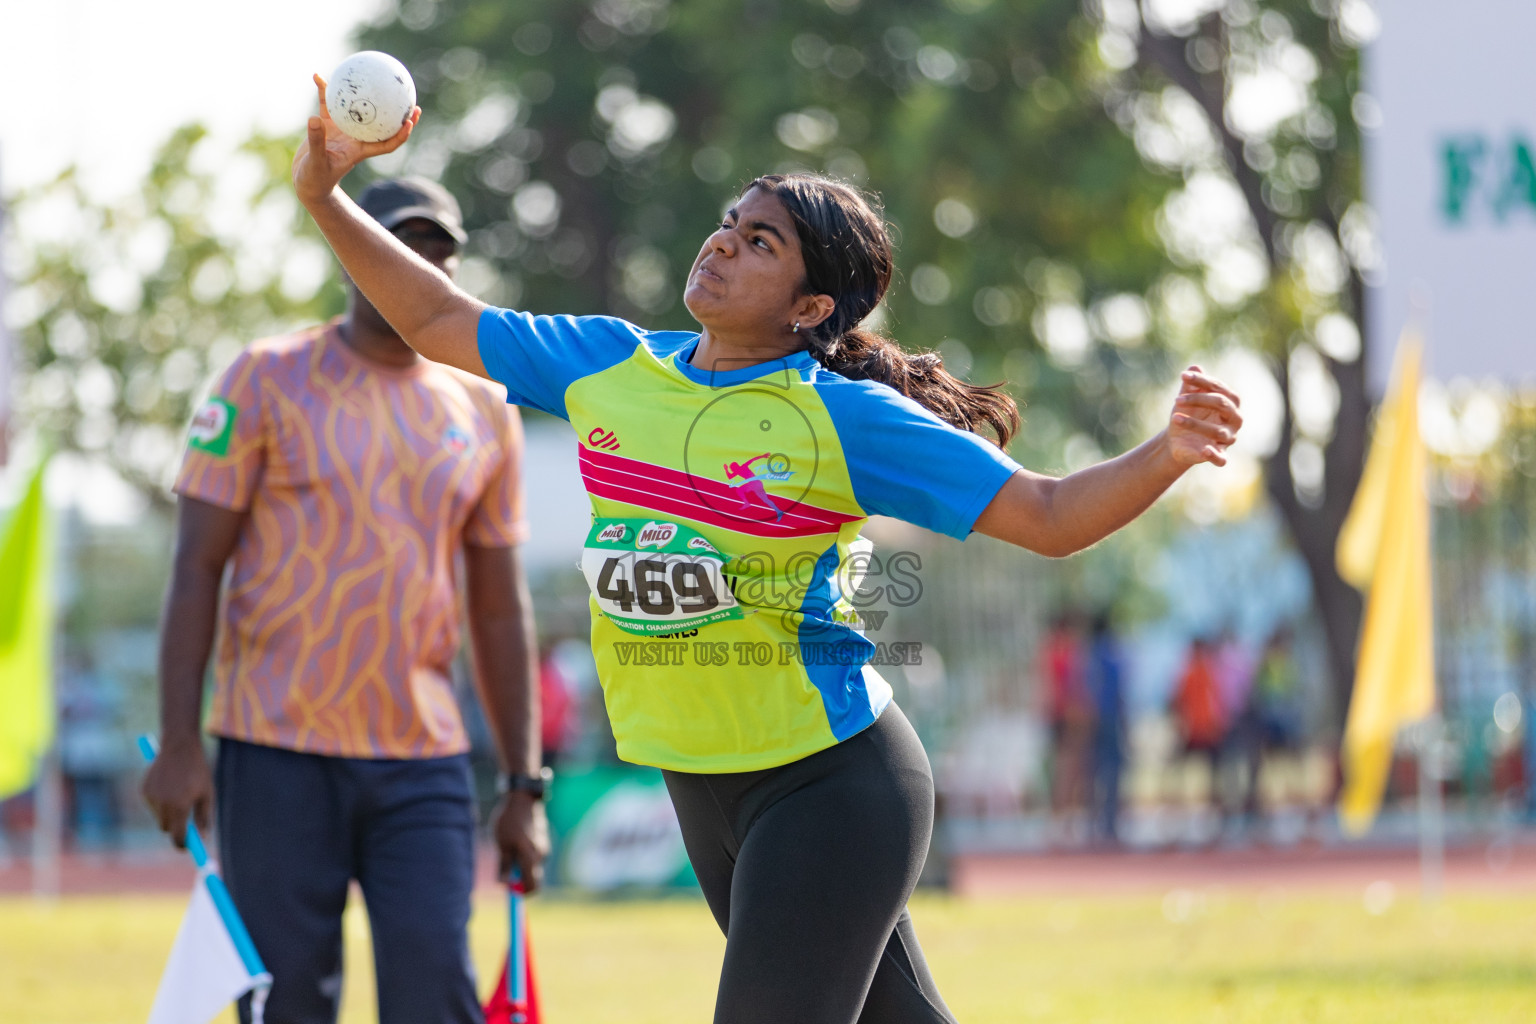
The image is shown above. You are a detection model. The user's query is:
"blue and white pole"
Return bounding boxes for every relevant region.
[508,871,528,1023]
[139,735,272,1024]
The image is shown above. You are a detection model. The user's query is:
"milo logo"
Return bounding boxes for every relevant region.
[188,396,238,457]
[189,401,229,442]
[636,522,678,549]
[597,523,628,543]
[687,536,719,554]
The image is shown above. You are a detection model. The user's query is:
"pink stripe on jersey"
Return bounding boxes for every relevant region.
[577,445,861,538]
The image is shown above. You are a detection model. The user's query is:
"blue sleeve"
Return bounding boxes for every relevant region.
[477,309,668,419]
[815,376,1022,539]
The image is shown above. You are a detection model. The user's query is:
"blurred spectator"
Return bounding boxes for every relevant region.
[1215,629,1262,827]
[1042,611,1093,839]
[1085,613,1126,846]
[1172,636,1226,821]
[57,654,127,850]
[540,643,576,768]
[1213,629,1257,724]
[1253,629,1306,806]
[0,790,35,847]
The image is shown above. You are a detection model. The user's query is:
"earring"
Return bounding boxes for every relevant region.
[792,321,800,334]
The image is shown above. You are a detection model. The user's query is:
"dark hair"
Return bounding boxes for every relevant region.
[747,173,1020,448]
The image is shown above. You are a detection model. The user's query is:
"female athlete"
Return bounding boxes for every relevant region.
[293,78,1241,1024]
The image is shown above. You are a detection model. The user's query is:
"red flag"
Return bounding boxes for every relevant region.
[483,883,540,1024]
[483,951,540,1024]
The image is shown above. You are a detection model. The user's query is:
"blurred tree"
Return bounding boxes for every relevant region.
[1093,0,1374,711]
[354,0,1373,700]
[8,126,344,506]
[353,0,1184,473]
[3,0,1375,711]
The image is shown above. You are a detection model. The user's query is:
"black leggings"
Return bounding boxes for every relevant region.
[663,704,957,1024]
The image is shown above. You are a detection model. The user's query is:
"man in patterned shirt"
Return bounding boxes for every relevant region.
[141,178,548,1024]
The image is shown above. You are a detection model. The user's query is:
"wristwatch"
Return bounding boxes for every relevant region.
[497,766,554,800]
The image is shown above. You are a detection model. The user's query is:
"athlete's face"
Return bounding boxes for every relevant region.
[683,187,833,343]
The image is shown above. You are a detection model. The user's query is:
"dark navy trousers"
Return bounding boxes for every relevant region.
[215,739,481,1024]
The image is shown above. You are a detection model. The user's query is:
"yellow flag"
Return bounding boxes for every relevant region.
[0,459,56,799]
[1335,362,1400,589]
[1337,339,1435,835]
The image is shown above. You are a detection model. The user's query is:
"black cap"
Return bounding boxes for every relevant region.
[357,177,467,245]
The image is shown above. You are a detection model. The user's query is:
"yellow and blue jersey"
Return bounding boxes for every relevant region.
[479,309,1021,772]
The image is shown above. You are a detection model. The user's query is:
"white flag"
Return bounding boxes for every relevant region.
[148,869,271,1024]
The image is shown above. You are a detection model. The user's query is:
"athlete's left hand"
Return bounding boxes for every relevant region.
[1166,365,1242,468]
[493,791,551,893]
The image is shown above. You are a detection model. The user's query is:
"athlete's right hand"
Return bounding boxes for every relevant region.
[141,736,214,850]
[292,73,420,207]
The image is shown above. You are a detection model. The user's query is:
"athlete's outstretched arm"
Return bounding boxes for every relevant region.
[292,75,489,378]
[973,367,1242,557]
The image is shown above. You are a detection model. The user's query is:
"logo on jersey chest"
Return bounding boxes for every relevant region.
[636,522,677,549]
[682,388,820,524]
[722,452,795,522]
[588,427,621,451]
[444,424,474,454]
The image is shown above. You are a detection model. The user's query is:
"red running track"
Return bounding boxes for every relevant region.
[948,842,1536,896]
[7,842,1536,896]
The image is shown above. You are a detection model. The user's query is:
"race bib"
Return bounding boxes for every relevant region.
[581,519,743,635]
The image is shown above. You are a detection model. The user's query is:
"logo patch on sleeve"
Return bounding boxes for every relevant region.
[188,397,238,456]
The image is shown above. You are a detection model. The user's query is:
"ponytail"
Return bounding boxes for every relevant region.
[806,327,1020,448]
[749,173,1021,450]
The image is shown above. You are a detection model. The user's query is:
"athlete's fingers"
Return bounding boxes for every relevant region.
[1181,367,1241,406]
[295,116,331,193]
[1176,392,1244,428]
[313,73,330,118]
[1173,412,1235,446]
[359,106,419,157]
[1177,390,1240,413]
[1201,444,1229,467]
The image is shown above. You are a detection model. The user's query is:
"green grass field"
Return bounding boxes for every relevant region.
[4,888,1536,1023]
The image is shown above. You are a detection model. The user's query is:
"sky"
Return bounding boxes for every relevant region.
[0,0,1289,524]
[0,0,383,516]
[0,0,383,198]
[0,0,1405,524]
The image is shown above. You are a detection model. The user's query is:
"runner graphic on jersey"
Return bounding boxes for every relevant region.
[723,453,793,521]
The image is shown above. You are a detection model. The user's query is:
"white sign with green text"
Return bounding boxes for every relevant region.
[1368,0,1536,389]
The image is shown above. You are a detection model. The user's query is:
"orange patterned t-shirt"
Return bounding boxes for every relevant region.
[174,323,529,759]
